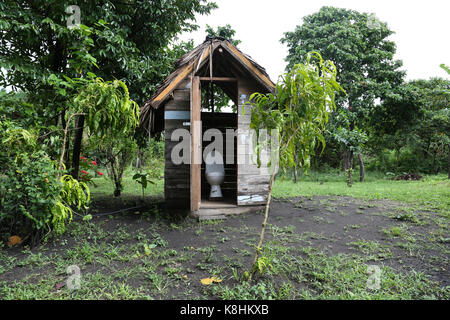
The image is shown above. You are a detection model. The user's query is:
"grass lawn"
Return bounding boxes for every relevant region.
[89,167,164,199]
[274,172,450,216]
[0,170,448,300]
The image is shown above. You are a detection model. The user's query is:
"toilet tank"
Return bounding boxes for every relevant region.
[205,150,225,175]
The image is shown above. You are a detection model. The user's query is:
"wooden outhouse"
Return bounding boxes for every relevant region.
[140,37,276,219]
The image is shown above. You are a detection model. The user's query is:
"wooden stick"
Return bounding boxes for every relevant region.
[248,168,277,281]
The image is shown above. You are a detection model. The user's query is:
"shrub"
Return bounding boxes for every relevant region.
[0,119,90,245]
[1,151,61,241]
[79,155,104,185]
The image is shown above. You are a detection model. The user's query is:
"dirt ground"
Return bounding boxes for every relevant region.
[0,195,448,299]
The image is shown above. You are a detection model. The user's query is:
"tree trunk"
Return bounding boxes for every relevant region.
[71,115,85,179]
[136,150,142,172]
[341,150,350,171]
[349,150,354,170]
[395,148,400,172]
[60,112,72,170]
[358,153,365,182]
[293,151,298,183]
[432,149,438,174]
[448,144,450,179]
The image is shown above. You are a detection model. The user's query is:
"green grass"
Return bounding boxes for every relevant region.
[207,243,448,300]
[88,166,164,198]
[273,173,450,215]
[2,169,447,300]
[89,166,448,216]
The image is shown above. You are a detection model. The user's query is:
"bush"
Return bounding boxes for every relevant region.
[0,151,61,241]
[139,137,165,167]
[0,119,90,245]
[365,146,447,175]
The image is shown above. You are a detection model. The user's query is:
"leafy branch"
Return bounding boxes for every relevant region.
[245,51,345,281]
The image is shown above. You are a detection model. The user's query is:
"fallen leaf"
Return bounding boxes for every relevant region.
[210,276,222,283]
[201,276,222,285]
[8,235,22,246]
[200,278,214,285]
[55,282,66,290]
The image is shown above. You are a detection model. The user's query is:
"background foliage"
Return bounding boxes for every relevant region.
[281,6,449,177]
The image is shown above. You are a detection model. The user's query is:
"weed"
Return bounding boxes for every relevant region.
[382,225,407,238]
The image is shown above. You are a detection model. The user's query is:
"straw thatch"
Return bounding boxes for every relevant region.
[140,36,275,134]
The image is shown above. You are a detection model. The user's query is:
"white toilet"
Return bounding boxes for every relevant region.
[205,150,225,199]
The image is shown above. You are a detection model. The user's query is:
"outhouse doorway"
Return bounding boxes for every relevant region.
[190,77,238,213]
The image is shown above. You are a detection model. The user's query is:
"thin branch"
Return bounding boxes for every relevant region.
[58,112,85,176]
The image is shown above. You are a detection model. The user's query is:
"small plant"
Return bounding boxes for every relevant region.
[394,213,419,224]
[246,244,277,280]
[254,255,274,276]
[382,225,406,238]
[132,172,155,198]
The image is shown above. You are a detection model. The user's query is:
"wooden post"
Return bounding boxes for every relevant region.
[190,76,202,212]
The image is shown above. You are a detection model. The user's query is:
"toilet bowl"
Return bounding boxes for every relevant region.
[205,150,225,199]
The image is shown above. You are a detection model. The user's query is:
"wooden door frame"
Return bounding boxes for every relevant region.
[190,76,202,212]
[191,76,239,212]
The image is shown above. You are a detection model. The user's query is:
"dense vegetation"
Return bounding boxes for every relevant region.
[281,6,449,179]
[0,0,217,244]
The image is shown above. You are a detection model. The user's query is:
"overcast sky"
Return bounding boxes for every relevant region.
[179,0,450,83]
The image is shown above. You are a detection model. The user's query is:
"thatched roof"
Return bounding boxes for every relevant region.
[140,36,275,133]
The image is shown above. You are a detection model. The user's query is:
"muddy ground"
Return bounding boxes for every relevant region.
[0,196,448,299]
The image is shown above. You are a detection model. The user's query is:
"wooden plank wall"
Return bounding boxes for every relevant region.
[237,78,271,206]
[163,76,271,209]
[164,79,191,210]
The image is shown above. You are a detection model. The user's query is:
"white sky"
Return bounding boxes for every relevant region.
[179,0,450,82]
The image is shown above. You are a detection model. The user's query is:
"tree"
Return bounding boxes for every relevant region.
[368,78,449,175]
[367,82,423,172]
[99,136,138,197]
[440,64,450,178]
[408,78,449,176]
[329,110,368,183]
[0,115,90,245]
[0,0,217,104]
[0,0,216,174]
[206,24,241,46]
[281,6,405,172]
[246,52,344,280]
[71,76,140,178]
